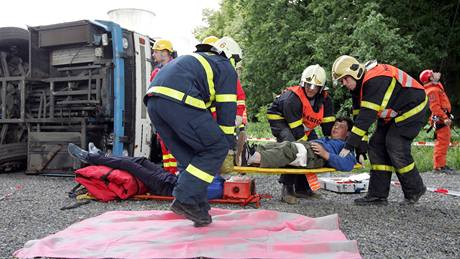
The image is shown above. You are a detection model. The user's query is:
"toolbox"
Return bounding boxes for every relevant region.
[223,176,255,199]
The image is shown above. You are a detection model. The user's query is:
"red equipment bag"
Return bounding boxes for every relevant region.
[75,165,148,202]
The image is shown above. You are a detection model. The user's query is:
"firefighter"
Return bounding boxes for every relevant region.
[149,39,175,82]
[332,55,427,205]
[420,69,456,174]
[149,39,178,174]
[267,64,335,204]
[203,36,247,131]
[144,37,241,227]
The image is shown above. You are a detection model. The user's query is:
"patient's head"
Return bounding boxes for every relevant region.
[331,117,353,140]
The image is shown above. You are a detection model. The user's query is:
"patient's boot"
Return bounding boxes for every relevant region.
[281,184,298,204]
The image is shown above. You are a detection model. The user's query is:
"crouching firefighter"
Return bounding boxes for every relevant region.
[332,55,428,205]
[144,37,241,227]
[267,64,335,204]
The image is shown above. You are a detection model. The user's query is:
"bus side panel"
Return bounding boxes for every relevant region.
[132,33,152,158]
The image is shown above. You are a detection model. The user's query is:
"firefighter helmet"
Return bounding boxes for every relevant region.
[332,55,365,81]
[152,39,173,52]
[214,36,242,61]
[202,36,219,45]
[300,64,327,91]
[419,69,433,84]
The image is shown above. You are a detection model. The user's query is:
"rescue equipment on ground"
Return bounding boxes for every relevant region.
[319,173,369,193]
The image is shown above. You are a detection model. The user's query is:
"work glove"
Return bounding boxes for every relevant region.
[432,72,441,83]
[220,150,235,174]
[355,141,368,162]
[235,115,243,127]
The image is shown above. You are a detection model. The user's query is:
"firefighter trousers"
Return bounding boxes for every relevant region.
[147,97,228,206]
[368,120,426,199]
[433,126,451,169]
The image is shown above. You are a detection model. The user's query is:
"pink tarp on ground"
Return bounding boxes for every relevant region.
[14,209,361,259]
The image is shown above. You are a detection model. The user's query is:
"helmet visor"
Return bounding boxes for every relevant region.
[301,81,322,90]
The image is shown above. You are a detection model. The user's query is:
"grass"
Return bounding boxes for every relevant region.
[246,122,460,172]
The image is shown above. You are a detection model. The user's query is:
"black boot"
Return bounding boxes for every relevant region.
[400,185,426,205]
[294,189,317,199]
[294,175,316,199]
[170,199,212,227]
[354,195,388,206]
[281,184,298,204]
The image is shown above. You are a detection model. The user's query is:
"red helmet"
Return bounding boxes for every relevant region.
[419,69,433,84]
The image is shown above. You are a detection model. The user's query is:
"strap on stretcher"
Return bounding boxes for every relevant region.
[233,164,362,175]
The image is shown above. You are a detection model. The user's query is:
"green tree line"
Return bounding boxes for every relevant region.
[194,0,460,121]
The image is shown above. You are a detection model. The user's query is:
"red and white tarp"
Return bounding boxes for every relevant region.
[14,209,361,259]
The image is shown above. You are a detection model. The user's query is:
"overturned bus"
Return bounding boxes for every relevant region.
[0,20,157,174]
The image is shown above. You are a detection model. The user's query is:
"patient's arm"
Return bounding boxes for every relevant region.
[311,142,356,171]
[310,142,329,160]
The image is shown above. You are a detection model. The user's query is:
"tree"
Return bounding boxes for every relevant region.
[195,0,460,121]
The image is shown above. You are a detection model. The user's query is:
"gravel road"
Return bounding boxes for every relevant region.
[1,171,459,258]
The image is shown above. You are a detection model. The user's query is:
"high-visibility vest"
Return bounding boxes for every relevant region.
[287,85,325,137]
[361,64,426,122]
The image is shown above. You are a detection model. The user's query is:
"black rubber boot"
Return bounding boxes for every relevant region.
[400,185,427,205]
[281,184,298,204]
[170,199,212,227]
[354,195,388,206]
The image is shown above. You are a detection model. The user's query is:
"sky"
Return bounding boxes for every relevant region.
[0,0,220,54]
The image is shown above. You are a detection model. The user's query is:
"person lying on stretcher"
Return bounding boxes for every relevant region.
[236,117,356,171]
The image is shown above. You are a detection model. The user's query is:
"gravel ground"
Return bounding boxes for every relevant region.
[1,170,459,259]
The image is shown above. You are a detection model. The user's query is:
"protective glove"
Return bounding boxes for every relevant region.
[220,150,235,174]
[235,115,243,127]
[355,141,368,162]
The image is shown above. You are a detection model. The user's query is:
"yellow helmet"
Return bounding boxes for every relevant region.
[331,55,365,81]
[202,36,219,45]
[153,39,173,52]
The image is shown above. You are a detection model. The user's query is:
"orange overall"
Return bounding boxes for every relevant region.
[424,82,452,169]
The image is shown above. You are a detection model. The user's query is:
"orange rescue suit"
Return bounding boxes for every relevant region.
[424,82,452,169]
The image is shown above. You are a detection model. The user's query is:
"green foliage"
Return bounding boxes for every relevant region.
[195,0,460,120]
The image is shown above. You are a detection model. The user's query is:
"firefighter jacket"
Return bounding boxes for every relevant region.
[346,64,427,150]
[424,82,452,125]
[146,52,238,148]
[267,86,335,141]
[210,79,246,123]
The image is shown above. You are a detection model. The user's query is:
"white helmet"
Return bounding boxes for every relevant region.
[300,64,327,91]
[214,36,242,62]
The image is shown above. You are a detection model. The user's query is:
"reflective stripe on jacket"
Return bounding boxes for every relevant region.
[361,64,425,121]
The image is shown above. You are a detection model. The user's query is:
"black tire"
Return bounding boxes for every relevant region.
[0,27,29,60]
[0,142,27,165]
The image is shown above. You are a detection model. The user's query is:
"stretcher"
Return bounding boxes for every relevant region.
[233,164,362,175]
